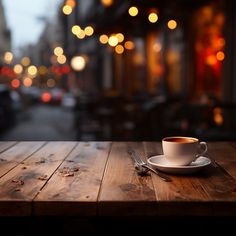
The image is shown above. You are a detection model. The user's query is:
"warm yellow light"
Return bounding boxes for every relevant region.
[38,66,48,75]
[62,5,72,15]
[4,52,13,64]
[99,34,109,44]
[216,51,225,61]
[108,35,118,47]
[116,33,124,43]
[77,30,86,39]
[57,55,67,64]
[23,77,33,87]
[148,13,158,23]
[71,56,86,71]
[101,0,113,7]
[54,47,64,56]
[21,57,31,66]
[47,78,56,88]
[128,6,138,17]
[124,41,135,50]
[71,25,81,35]
[13,64,23,74]
[84,26,94,36]
[115,45,124,54]
[168,20,177,30]
[27,65,38,77]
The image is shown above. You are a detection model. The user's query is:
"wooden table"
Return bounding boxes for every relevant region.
[2,141,236,235]
[1,141,236,218]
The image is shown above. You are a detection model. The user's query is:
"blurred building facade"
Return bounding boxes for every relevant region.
[0,0,11,57]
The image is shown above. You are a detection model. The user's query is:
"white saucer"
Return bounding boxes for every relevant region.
[147,155,211,174]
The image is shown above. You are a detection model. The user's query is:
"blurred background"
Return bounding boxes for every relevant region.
[0,0,235,141]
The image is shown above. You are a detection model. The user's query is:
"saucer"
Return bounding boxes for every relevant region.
[147,155,211,174]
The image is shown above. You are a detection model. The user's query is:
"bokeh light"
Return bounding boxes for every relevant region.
[84,26,94,36]
[11,79,20,88]
[71,56,86,71]
[23,77,33,87]
[54,47,64,56]
[168,20,177,29]
[108,35,119,47]
[116,33,124,43]
[57,55,67,64]
[62,5,72,15]
[3,52,13,64]
[115,45,124,54]
[13,64,23,74]
[216,51,225,61]
[148,13,158,23]
[99,34,109,44]
[124,41,135,50]
[21,57,31,66]
[101,0,113,7]
[128,6,138,17]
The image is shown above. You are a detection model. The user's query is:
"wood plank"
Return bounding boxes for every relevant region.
[200,142,236,215]
[0,142,45,178]
[34,142,111,216]
[144,142,212,216]
[0,142,77,216]
[0,142,17,153]
[98,142,157,216]
[207,142,236,178]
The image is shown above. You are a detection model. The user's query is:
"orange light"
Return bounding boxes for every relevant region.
[167,20,177,30]
[101,0,113,7]
[84,26,94,36]
[206,55,217,65]
[99,34,108,44]
[124,41,135,50]
[23,77,33,87]
[66,0,76,8]
[214,107,223,126]
[216,51,225,61]
[115,45,124,54]
[11,79,20,88]
[41,92,52,103]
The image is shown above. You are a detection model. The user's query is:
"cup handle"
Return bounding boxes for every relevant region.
[196,142,208,158]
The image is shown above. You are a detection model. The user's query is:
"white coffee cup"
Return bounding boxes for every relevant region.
[162,136,208,166]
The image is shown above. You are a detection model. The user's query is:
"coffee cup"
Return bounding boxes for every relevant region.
[162,136,208,166]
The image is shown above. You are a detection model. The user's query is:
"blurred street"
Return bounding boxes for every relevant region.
[0,105,76,141]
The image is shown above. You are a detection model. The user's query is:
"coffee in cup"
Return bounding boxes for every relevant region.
[162,136,208,166]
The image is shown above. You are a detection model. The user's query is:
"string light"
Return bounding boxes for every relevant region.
[128,6,138,17]
[148,13,158,23]
[108,35,118,47]
[99,34,109,44]
[167,20,177,29]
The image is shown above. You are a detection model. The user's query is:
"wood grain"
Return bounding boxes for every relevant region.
[0,142,45,178]
[0,142,17,153]
[34,142,111,216]
[0,142,76,216]
[144,142,212,216]
[98,142,157,216]
[0,141,236,217]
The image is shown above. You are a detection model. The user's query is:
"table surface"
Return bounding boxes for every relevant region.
[1,141,236,217]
